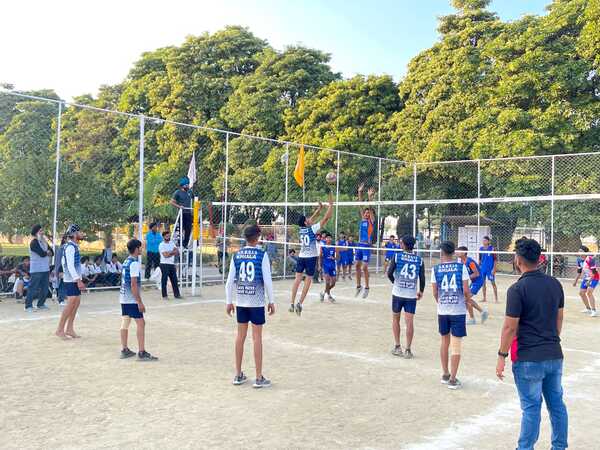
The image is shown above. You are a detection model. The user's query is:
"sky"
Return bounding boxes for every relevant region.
[1,0,550,101]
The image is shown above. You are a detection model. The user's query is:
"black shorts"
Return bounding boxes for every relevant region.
[392,296,417,314]
[121,303,144,319]
[438,314,467,337]
[64,282,81,297]
[236,306,265,325]
[296,257,317,277]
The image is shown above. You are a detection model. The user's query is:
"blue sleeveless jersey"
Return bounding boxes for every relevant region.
[465,256,483,285]
[299,225,318,258]
[392,251,423,299]
[359,219,374,244]
[61,241,81,282]
[120,256,141,304]
[322,245,336,267]
[233,246,265,306]
[433,262,467,315]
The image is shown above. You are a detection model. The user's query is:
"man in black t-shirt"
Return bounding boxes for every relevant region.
[496,238,568,450]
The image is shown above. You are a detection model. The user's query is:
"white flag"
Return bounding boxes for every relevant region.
[187,151,197,187]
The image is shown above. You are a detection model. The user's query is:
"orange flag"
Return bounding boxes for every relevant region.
[293,144,305,188]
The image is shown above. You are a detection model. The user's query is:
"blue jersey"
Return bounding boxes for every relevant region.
[347,242,356,261]
[322,245,336,267]
[479,245,496,271]
[120,256,141,304]
[299,223,320,258]
[385,242,398,259]
[359,219,374,244]
[337,240,347,260]
[433,262,468,315]
[464,256,483,285]
[233,246,265,306]
[392,251,423,299]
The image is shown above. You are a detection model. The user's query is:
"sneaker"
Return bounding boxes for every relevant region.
[25,307,33,313]
[233,372,248,385]
[441,374,451,385]
[174,295,184,300]
[288,304,295,313]
[591,310,598,317]
[138,351,158,361]
[319,292,325,302]
[466,318,476,325]
[447,378,462,390]
[355,286,362,297]
[481,310,489,324]
[362,287,370,299]
[37,305,49,311]
[253,376,272,389]
[295,302,303,317]
[392,345,403,357]
[404,349,414,359]
[162,296,169,301]
[581,308,591,314]
[328,294,336,303]
[58,301,66,307]
[120,348,136,359]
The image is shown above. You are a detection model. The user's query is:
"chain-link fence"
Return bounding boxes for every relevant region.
[2,90,600,298]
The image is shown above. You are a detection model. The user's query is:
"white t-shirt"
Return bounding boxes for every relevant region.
[299,222,321,258]
[159,241,177,265]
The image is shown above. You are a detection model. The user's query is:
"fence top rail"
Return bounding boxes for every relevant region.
[415,151,600,167]
[0,90,402,163]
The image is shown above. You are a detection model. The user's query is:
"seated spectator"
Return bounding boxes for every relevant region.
[0,257,15,293]
[13,257,31,301]
[49,264,66,305]
[81,256,98,287]
[92,255,108,286]
[287,249,299,273]
[105,254,122,286]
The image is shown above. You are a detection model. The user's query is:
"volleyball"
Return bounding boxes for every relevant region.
[326,172,337,184]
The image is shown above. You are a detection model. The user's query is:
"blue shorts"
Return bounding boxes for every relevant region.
[581,279,599,290]
[355,243,371,263]
[323,264,336,277]
[481,269,495,282]
[121,303,143,319]
[470,281,483,296]
[343,253,353,266]
[296,257,317,277]
[64,282,81,297]
[438,314,467,337]
[236,306,265,325]
[392,296,417,314]
[385,252,394,261]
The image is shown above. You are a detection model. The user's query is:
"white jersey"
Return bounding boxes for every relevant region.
[299,222,321,258]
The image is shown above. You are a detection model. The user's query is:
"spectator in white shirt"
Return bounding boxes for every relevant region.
[158,231,182,300]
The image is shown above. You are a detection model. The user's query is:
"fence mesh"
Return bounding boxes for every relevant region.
[2,90,600,298]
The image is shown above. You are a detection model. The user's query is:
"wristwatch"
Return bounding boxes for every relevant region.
[498,351,509,358]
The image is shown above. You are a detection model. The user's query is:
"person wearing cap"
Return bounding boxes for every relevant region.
[169,176,194,248]
[56,224,85,339]
[144,222,162,280]
[496,238,567,450]
[26,224,53,312]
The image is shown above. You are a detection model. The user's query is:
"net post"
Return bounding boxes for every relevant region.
[550,155,555,276]
[477,159,481,256]
[192,197,199,296]
[412,163,417,236]
[51,101,62,261]
[376,158,382,273]
[283,143,289,279]
[334,150,340,239]
[138,115,145,267]
[222,132,230,284]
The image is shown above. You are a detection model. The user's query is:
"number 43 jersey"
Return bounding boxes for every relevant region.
[392,252,424,299]
[431,262,470,316]
[227,246,274,307]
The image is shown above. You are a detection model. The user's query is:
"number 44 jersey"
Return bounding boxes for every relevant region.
[392,252,424,299]
[431,262,469,316]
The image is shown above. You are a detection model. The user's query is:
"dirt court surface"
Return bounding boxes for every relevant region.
[1,274,598,450]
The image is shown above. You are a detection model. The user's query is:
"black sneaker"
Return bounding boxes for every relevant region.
[447,378,462,390]
[295,302,303,316]
[441,374,451,384]
[138,351,158,361]
[404,349,414,359]
[288,304,295,313]
[120,348,136,359]
[233,372,248,385]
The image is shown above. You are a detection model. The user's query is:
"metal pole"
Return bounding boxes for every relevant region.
[138,116,145,242]
[199,206,203,288]
[334,150,340,239]
[51,102,62,259]
[376,158,382,272]
[550,156,555,276]
[179,210,183,286]
[222,132,230,284]
[283,144,289,279]
[477,160,481,257]
[192,197,198,296]
[412,163,417,236]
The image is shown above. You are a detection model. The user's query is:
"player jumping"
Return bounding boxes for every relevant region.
[432,241,473,390]
[320,232,338,303]
[456,246,489,325]
[226,225,275,388]
[479,236,498,303]
[290,192,333,316]
[575,246,598,317]
[355,184,376,299]
[387,235,424,359]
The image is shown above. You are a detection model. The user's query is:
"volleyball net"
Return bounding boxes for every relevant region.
[1,89,599,294]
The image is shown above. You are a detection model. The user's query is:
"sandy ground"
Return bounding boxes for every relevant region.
[1,274,598,450]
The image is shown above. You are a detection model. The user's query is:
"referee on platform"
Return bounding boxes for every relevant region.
[169,177,193,248]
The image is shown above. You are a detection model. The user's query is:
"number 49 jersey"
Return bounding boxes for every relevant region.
[233,246,266,307]
[431,262,469,316]
[392,251,423,299]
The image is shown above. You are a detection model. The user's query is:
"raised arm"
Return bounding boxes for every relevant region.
[357,183,364,218]
[309,202,324,224]
[320,192,334,228]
